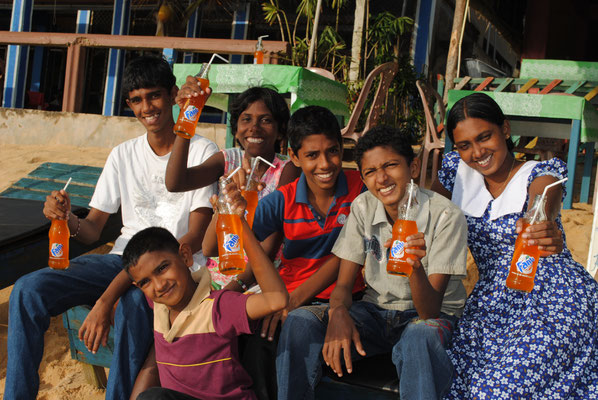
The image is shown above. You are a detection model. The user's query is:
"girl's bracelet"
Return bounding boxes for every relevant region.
[70,214,81,238]
[235,277,249,292]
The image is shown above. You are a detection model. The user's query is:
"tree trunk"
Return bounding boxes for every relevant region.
[348,0,366,83]
[444,0,467,100]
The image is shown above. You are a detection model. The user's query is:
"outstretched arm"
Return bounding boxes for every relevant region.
[322,259,364,377]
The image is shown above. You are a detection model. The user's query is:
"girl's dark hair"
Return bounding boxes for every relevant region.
[354,125,415,170]
[288,106,341,153]
[122,56,176,97]
[229,87,290,153]
[446,92,514,151]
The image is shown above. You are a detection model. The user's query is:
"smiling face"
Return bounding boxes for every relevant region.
[126,86,176,136]
[290,133,343,197]
[128,247,196,312]
[452,117,512,178]
[235,100,281,160]
[360,146,419,220]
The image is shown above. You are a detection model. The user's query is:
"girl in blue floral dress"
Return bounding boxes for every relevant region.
[432,93,598,399]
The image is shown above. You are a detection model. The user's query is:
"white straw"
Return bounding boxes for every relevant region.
[530,177,568,224]
[228,166,242,179]
[62,177,72,192]
[247,156,276,185]
[207,53,230,68]
[406,179,414,218]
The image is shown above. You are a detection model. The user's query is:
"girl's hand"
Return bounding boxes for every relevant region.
[517,219,563,257]
[236,156,266,192]
[220,180,247,217]
[175,75,212,110]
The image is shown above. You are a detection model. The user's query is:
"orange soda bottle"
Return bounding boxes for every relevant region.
[253,35,268,64]
[387,181,419,277]
[174,63,210,139]
[48,219,69,269]
[241,179,259,229]
[216,177,246,275]
[506,195,547,292]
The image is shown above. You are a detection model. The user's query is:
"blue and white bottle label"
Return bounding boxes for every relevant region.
[50,243,63,258]
[184,105,199,122]
[223,233,241,253]
[390,240,405,260]
[515,254,535,274]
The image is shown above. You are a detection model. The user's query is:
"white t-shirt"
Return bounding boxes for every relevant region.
[89,133,218,260]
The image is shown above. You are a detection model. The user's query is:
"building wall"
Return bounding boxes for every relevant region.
[0,108,227,149]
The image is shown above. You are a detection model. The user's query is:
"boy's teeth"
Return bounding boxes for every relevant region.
[379,184,396,194]
[247,137,263,143]
[317,172,333,179]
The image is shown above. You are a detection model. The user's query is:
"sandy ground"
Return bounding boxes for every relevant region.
[0,143,594,398]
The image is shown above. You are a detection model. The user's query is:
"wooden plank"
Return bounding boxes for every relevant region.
[539,79,562,94]
[27,169,100,187]
[10,178,95,198]
[474,77,494,91]
[494,77,514,92]
[454,76,471,90]
[565,80,587,94]
[516,78,539,93]
[41,162,102,175]
[0,189,91,208]
[584,85,598,101]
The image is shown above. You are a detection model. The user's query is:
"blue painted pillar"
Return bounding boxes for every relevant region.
[412,0,437,76]
[3,0,34,108]
[229,2,250,64]
[162,48,176,66]
[76,10,91,34]
[102,0,130,116]
[30,24,46,93]
[183,2,201,63]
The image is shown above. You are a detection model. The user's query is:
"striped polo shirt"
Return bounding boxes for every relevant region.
[152,268,257,400]
[253,170,366,299]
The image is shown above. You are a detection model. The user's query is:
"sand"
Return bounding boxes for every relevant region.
[0,143,594,398]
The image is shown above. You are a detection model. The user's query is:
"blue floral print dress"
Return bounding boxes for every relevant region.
[439,151,598,399]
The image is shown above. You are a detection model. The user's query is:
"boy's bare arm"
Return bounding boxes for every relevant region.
[165,141,225,192]
[323,259,364,377]
[78,270,133,354]
[404,233,450,319]
[44,190,110,244]
[244,218,289,320]
[179,207,213,254]
[129,345,159,400]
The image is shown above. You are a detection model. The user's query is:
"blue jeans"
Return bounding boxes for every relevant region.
[5,254,153,400]
[277,301,457,400]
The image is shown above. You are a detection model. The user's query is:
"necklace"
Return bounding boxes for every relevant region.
[494,157,516,196]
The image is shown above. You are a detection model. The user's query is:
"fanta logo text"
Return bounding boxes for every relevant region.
[184,106,199,121]
[224,234,241,253]
[516,254,535,274]
[390,240,405,259]
[51,243,63,258]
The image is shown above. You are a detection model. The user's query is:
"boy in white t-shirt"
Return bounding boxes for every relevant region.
[5,56,218,400]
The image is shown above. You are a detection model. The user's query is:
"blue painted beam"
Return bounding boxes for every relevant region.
[412,0,436,76]
[229,2,250,64]
[102,0,130,116]
[3,0,33,108]
[76,10,91,34]
[183,3,201,64]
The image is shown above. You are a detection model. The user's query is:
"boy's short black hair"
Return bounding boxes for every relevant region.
[354,125,415,170]
[121,56,176,98]
[122,227,180,275]
[288,106,342,154]
[230,87,290,152]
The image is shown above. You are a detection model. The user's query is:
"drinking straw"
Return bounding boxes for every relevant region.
[406,179,415,215]
[228,166,242,179]
[247,156,276,185]
[62,177,72,192]
[207,53,229,67]
[530,177,568,224]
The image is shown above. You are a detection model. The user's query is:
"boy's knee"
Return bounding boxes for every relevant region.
[397,318,452,352]
[280,307,327,344]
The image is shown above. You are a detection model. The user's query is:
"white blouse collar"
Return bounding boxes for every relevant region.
[451,159,537,220]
